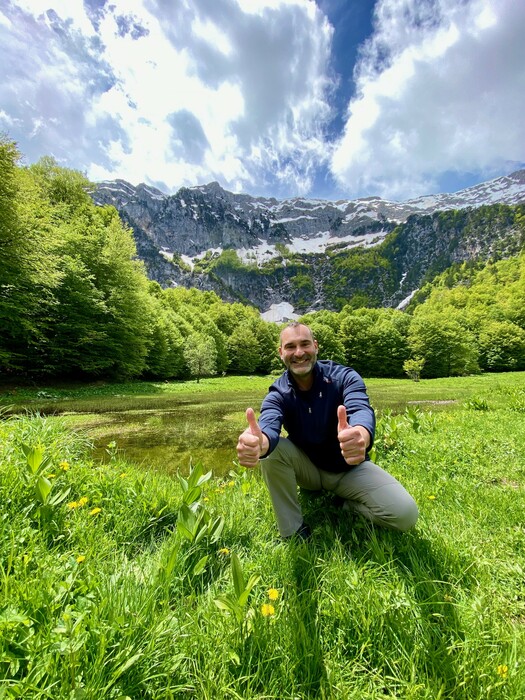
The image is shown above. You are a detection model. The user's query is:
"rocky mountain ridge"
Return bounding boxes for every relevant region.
[93,170,525,318]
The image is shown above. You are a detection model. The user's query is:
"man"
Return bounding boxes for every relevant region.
[236,322,418,539]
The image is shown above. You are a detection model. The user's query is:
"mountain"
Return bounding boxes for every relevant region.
[92,170,525,319]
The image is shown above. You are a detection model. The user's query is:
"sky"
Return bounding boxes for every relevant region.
[1,0,524,202]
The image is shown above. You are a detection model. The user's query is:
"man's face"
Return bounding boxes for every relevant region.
[279,325,319,380]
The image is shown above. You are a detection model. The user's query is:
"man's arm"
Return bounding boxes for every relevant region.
[341,368,376,448]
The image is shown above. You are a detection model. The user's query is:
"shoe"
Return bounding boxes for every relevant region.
[299,487,323,497]
[283,522,312,542]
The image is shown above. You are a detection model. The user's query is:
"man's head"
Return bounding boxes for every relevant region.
[279,323,319,385]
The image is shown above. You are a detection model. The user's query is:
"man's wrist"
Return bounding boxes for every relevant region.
[260,432,270,458]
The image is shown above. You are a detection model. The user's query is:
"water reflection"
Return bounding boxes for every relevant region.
[73,396,258,478]
[15,382,458,479]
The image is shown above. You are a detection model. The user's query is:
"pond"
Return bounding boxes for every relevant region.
[44,389,269,478]
[2,372,482,478]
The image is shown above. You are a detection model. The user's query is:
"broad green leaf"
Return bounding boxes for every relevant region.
[35,476,52,504]
[48,487,71,507]
[187,462,203,488]
[22,443,45,474]
[213,595,237,614]
[239,574,261,607]
[196,470,212,487]
[163,542,180,579]
[176,521,195,542]
[182,485,201,505]
[179,503,197,531]
[231,552,244,599]
[192,555,208,576]
[208,516,225,543]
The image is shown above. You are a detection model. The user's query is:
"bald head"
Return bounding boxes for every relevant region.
[279,322,315,348]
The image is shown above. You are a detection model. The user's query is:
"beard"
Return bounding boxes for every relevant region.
[286,353,317,377]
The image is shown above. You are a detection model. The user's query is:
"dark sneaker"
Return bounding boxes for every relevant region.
[299,487,323,497]
[283,522,312,542]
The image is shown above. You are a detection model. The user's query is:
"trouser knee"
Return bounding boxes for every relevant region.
[394,495,419,532]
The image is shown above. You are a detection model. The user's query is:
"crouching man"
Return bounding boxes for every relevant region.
[236,322,418,540]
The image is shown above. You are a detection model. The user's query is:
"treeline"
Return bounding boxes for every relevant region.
[1,137,525,381]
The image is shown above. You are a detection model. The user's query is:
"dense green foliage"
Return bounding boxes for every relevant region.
[0,140,280,381]
[1,137,525,381]
[1,373,525,698]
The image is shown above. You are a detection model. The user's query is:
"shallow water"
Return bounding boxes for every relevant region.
[4,376,468,478]
[57,391,265,477]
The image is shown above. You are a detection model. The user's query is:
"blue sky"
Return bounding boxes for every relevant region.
[1,0,524,201]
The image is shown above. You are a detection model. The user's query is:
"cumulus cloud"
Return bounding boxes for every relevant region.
[0,0,334,196]
[331,0,525,200]
[2,0,523,200]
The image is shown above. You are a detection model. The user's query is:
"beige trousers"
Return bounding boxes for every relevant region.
[260,437,419,537]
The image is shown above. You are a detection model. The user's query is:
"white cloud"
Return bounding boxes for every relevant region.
[3,0,522,201]
[0,0,334,196]
[331,0,525,200]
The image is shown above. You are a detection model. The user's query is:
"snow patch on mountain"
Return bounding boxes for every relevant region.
[261,302,299,323]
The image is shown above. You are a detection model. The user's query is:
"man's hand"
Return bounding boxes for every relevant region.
[236,408,268,468]
[337,405,370,466]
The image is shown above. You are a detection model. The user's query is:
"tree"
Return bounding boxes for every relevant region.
[183,333,217,382]
[307,321,346,364]
[248,319,280,374]
[339,311,372,374]
[227,327,260,374]
[403,358,425,382]
[408,311,479,378]
[0,142,60,372]
[477,320,525,372]
[44,203,152,378]
[144,295,186,379]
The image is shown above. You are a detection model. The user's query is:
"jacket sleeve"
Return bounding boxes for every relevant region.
[342,369,376,448]
[258,388,285,457]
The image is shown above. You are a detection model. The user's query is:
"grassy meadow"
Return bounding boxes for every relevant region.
[1,372,525,699]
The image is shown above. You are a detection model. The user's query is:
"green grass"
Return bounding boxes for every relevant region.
[3,371,525,478]
[1,374,525,698]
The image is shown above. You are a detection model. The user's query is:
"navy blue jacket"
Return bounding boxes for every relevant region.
[259,360,376,473]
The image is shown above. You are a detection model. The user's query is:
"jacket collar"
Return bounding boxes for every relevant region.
[285,361,320,391]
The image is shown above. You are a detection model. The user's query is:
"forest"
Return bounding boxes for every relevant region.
[1,136,525,382]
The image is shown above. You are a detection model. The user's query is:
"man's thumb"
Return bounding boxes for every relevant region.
[337,405,349,433]
[246,407,262,437]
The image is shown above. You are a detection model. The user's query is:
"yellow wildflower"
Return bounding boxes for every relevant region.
[227,480,235,487]
[218,547,230,555]
[78,497,89,506]
[427,495,436,500]
[89,507,102,516]
[46,474,56,479]
[497,665,508,679]
[68,501,79,510]
[76,555,86,563]
[59,461,70,471]
[119,472,128,478]
[268,588,279,601]
[261,604,275,617]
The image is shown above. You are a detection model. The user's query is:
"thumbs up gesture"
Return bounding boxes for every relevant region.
[236,408,268,468]
[337,405,370,466]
